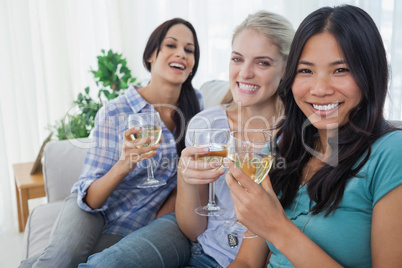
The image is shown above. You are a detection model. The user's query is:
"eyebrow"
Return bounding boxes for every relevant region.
[298,60,346,66]
[165,36,195,47]
[232,51,275,62]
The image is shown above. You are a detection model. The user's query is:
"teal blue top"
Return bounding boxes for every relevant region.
[267,131,402,268]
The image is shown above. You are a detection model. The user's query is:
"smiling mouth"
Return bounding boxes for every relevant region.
[238,82,260,92]
[312,103,340,111]
[169,63,185,70]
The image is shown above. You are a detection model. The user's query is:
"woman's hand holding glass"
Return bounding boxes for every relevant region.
[119,125,160,176]
[127,112,165,188]
[224,159,289,242]
[178,129,229,216]
[178,146,225,184]
[224,130,274,238]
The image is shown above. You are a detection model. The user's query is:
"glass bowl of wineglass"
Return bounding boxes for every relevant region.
[128,112,165,188]
[224,129,274,238]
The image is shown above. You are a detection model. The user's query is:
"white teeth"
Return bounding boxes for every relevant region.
[169,63,185,70]
[238,82,259,92]
[312,103,340,111]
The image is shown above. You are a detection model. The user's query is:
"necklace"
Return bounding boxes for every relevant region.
[276,165,313,267]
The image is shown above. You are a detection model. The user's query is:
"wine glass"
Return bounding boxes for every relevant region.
[128,112,166,188]
[192,128,230,216]
[224,129,274,238]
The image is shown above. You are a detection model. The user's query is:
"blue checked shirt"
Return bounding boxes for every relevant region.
[71,85,203,237]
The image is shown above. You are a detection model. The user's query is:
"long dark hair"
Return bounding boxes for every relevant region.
[272,5,393,215]
[142,18,201,155]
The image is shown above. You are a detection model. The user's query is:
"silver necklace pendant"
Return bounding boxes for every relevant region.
[227,234,238,248]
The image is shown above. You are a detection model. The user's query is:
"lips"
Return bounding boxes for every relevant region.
[309,102,342,117]
[237,82,260,93]
[169,62,186,70]
[312,103,340,111]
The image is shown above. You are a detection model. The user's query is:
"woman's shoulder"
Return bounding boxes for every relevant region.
[367,130,402,165]
[195,105,225,116]
[367,130,402,205]
[101,87,140,114]
[372,130,402,150]
[188,106,228,129]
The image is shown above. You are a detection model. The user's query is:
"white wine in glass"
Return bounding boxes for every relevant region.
[192,129,229,216]
[128,112,166,188]
[131,125,162,148]
[194,144,227,170]
[227,152,273,184]
[224,130,274,238]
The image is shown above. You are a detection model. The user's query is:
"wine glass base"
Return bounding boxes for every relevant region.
[195,205,226,217]
[223,218,258,238]
[137,179,167,188]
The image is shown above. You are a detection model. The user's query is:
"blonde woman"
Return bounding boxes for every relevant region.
[177,10,294,267]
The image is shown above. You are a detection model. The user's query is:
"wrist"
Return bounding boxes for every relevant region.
[113,160,133,180]
[269,217,300,252]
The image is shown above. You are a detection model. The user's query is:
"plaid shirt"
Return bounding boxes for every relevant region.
[71,85,203,237]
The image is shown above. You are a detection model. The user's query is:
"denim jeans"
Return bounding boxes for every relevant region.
[79,213,191,268]
[186,242,223,268]
[19,193,122,268]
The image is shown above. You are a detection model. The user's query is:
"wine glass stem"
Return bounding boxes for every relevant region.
[208,182,216,205]
[146,158,155,180]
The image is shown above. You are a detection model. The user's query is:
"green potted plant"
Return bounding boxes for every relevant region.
[51,49,138,140]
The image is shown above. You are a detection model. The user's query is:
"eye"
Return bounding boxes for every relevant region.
[258,61,271,67]
[185,48,194,54]
[166,44,176,49]
[297,69,312,74]
[231,57,242,62]
[334,68,349,73]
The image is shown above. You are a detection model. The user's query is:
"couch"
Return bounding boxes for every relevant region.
[21,80,229,260]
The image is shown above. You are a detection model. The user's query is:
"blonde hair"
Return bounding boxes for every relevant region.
[221,10,295,116]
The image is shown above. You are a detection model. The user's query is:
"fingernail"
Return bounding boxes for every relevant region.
[223,157,231,165]
[219,168,225,175]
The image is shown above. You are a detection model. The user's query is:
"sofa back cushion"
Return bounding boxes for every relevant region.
[390,120,402,128]
[43,138,90,202]
[199,80,229,109]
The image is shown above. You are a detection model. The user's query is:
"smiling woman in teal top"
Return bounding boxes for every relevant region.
[225,5,402,268]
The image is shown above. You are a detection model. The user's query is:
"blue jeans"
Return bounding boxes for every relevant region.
[80,214,222,268]
[186,242,223,268]
[80,213,191,268]
[19,193,122,268]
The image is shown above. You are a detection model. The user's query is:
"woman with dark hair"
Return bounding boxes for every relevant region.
[226,5,402,267]
[19,18,202,268]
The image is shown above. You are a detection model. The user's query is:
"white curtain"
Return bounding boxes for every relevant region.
[1,0,401,228]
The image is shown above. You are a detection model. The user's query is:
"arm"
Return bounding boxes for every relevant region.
[156,186,177,218]
[224,159,342,267]
[228,236,269,268]
[371,184,402,267]
[85,127,160,209]
[175,146,225,241]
